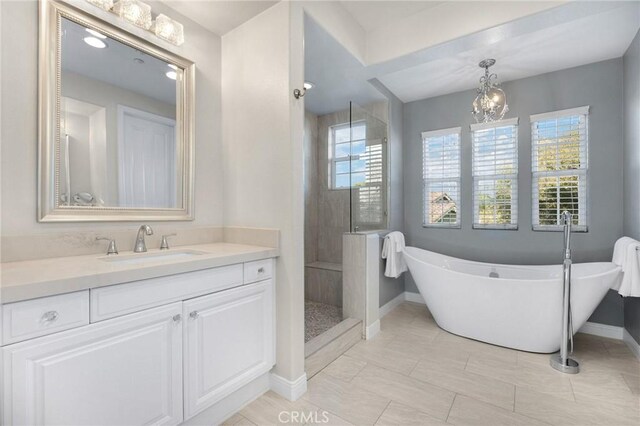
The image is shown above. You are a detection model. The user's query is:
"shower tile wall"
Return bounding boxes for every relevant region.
[317,110,351,265]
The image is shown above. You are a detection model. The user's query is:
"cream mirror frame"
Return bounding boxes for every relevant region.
[38,0,195,222]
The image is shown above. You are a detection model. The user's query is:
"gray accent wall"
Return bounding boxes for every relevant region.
[623,30,640,345]
[371,80,406,307]
[403,59,625,326]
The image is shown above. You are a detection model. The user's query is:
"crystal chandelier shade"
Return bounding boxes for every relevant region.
[471,59,509,124]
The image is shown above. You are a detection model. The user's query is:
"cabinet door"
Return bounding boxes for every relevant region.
[2,303,183,426]
[183,280,274,419]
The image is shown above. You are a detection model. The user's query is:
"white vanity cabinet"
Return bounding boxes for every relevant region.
[1,258,276,426]
[183,279,274,418]
[2,303,184,426]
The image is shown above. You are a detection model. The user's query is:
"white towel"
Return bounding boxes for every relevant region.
[382,231,407,278]
[612,237,640,297]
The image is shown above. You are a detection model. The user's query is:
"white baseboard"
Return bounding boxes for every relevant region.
[623,329,640,361]
[404,291,425,305]
[578,321,624,340]
[379,293,406,318]
[270,372,307,401]
[365,319,380,339]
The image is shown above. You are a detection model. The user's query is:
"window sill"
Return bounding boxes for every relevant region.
[533,225,588,233]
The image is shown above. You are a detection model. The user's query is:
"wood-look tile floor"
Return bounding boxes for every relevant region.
[228,302,640,426]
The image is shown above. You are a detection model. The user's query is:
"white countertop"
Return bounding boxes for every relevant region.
[1,243,279,304]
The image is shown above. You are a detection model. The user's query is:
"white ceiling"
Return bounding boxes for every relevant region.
[303,1,639,114]
[377,2,640,103]
[304,15,386,116]
[162,0,278,35]
[339,0,445,32]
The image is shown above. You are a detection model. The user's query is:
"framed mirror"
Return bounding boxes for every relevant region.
[38,0,195,222]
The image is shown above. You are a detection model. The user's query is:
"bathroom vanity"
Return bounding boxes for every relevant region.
[0,243,277,425]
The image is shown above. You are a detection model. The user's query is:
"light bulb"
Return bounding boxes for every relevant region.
[84,36,107,48]
[86,28,107,39]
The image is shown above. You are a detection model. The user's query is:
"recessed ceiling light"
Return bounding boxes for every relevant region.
[85,28,107,39]
[303,81,315,90]
[166,70,177,80]
[168,64,178,70]
[83,36,107,49]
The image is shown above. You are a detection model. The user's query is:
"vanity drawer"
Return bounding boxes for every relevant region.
[2,291,89,345]
[91,264,243,322]
[244,259,273,284]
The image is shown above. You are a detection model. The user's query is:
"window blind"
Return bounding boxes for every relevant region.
[422,128,461,227]
[355,143,384,225]
[531,106,589,231]
[471,118,518,229]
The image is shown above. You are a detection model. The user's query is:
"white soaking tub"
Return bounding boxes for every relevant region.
[403,246,621,353]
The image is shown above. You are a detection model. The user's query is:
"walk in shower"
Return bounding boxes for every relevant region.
[304,101,388,339]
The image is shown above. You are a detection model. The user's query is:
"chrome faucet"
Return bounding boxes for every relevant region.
[562,211,572,260]
[134,225,154,253]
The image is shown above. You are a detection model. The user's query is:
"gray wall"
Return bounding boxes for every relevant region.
[372,81,406,307]
[623,30,640,344]
[403,59,625,326]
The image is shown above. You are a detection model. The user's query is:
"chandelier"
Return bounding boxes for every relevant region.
[471,59,508,123]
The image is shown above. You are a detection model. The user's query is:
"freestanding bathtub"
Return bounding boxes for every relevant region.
[403,246,622,353]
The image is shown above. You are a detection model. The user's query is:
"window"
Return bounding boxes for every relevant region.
[531,106,589,231]
[329,121,385,227]
[422,128,461,227]
[330,122,366,189]
[471,118,518,229]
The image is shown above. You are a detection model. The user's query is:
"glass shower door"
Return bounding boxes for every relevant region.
[349,101,388,232]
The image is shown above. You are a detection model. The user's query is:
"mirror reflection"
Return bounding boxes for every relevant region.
[60,17,181,209]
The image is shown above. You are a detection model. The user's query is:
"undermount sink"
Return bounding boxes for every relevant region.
[99,249,208,265]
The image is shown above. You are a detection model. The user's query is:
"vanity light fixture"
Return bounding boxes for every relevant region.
[85,0,187,46]
[166,70,177,80]
[86,28,107,39]
[112,0,153,30]
[84,36,107,48]
[294,81,315,99]
[85,0,114,11]
[471,59,509,123]
[153,14,184,46]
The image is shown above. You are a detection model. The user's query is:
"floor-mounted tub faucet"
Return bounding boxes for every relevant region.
[134,225,154,253]
[550,211,579,374]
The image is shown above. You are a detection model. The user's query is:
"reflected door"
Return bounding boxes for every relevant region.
[118,106,177,208]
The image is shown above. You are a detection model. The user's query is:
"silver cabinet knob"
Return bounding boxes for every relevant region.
[189,311,199,319]
[258,267,265,274]
[41,311,59,323]
[172,314,181,322]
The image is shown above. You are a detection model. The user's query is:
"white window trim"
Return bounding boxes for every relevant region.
[530,105,589,122]
[531,106,589,232]
[470,116,519,132]
[471,118,519,230]
[422,127,462,229]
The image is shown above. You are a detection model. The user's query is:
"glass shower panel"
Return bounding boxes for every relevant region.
[349,101,388,232]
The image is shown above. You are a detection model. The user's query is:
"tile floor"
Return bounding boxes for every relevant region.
[305,300,343,342]
[228,302,640,425]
